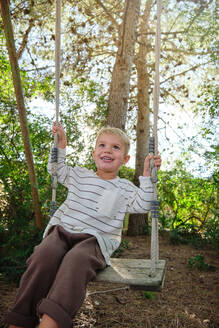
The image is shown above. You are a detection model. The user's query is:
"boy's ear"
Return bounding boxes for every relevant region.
[123,155,130,164]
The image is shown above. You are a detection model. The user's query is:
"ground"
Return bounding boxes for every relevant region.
[0,233,218,328]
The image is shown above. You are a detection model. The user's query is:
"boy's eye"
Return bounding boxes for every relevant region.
[98,143,105,148]
[113,145,120,150]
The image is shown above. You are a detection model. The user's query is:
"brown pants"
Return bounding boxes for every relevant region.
[6,226,106,328]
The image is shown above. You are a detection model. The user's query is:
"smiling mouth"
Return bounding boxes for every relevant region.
[101,156,114,162]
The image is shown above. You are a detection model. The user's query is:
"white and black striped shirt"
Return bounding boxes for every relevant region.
[44,148,154,264]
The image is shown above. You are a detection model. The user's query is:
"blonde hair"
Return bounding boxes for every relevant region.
[96,126,130,155]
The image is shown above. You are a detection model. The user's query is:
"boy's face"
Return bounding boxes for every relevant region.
[92,133,130,180]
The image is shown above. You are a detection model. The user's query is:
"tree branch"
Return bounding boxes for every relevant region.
[17,18,35,59]
[141,30,185,36]
[95,0,119,28]
[161,60,212,85]
[164,47,213,56]
[185,0,214,33]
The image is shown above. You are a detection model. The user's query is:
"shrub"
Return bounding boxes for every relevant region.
[204,216,219,249]
[0,224,43,284]
[188,254,215,271]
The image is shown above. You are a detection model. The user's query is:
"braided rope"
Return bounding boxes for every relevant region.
[152,0,161,157]
[55,0,61,126]
[50,0,61,217]
[150,0,162,277]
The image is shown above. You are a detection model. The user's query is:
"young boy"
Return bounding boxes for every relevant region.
[6,123,161,328]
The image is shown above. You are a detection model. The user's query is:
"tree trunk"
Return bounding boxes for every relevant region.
[128,0,152,236]
[105,0,141,130]
[1,0,43,229]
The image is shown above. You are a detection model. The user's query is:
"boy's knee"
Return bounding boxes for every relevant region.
[72,248,90,264]
[26,243,65,271]
[70,248,97,278]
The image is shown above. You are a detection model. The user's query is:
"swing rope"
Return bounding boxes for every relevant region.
[55,0,61,125]
[149,0,162,277]
[50,0,162,279]
[50,0,62,217]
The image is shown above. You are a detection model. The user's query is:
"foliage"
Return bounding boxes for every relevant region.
[141,291,156,300]
[119,165,135,182]
[188,83,219,176]
[0,110,50,221]
[204,216,219,250]
[112,239,131,258]
[0,107,50,282]
[158,163,217,228]
[0,225,43,285]
[76,78,109,130]
[169,229,203,248]
[158,161,218,248]
[188,254,215,271]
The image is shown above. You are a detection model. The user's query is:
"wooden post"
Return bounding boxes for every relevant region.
[0,0,43,229]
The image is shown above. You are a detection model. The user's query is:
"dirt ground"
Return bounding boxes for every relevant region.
[0,233,218,328]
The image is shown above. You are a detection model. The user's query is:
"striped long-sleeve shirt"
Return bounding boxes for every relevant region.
[44,148,154,264]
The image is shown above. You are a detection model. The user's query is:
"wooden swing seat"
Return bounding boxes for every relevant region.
[95,258,166,291]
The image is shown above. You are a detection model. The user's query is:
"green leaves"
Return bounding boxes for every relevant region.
[188,254,215,271]
[158,162,218,247]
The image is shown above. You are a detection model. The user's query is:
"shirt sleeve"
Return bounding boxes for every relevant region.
[47,147,70,188]
[126,176,154,214]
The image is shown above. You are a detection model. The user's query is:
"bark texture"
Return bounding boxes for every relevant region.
[106,0,141,130]
[128,0,152,236]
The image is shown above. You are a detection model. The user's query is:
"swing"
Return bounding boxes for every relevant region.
[50,0,166,292]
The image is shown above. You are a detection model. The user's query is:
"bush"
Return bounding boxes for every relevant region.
[169,228,205,247]
[119,165,135,182]
[188,254,215,271]
[0,224,43,284]
[204,216,219,249]
[158,163,218,249]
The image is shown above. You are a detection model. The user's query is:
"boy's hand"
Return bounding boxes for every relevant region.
[52,122,67,149]
[143,155,162,177]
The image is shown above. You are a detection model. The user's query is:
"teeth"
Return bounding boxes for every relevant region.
[102,157,112,161]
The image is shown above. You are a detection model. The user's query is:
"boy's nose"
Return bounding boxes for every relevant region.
[104,146,112,153]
